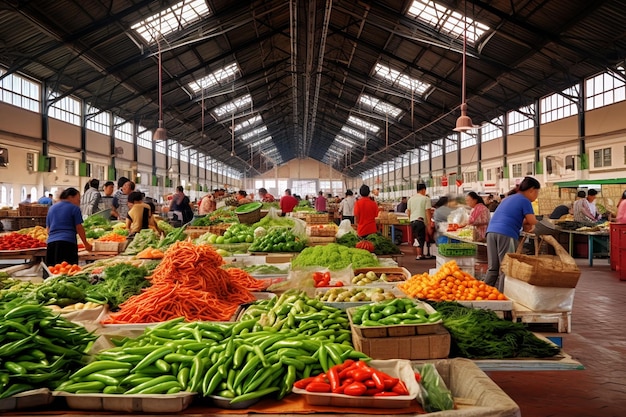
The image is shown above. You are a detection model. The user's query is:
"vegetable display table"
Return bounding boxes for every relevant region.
[0,247,46,262]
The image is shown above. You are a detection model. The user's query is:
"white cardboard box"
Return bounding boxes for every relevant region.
[503,275,575,312]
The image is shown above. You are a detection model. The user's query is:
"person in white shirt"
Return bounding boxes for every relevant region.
[338,190,356,223]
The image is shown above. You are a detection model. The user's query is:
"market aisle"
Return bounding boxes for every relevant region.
[400,247,626,417]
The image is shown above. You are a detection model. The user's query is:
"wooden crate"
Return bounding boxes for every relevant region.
[93,241,122,253]
[18,204,49,217]
[511,302,571,333]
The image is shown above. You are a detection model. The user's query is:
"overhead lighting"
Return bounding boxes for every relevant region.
[153,40,167,141]
[453,2,477,133]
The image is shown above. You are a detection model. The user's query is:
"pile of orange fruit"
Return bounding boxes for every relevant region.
[398,260,507,301]
[48,261,82,276]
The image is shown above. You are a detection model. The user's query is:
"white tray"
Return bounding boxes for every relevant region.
[54,391,195,412]
[292,359,418,408]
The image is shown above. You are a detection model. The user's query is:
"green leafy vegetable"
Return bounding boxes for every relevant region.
[365,234,401,255]
[291,243,379,270]
[156,227,187,249]
[157,220,174,234]
[429,301,561,359]
[86,263,150,310]
[336,233,359,247]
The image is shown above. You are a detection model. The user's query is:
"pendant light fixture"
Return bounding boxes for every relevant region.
[454,2,475,132]
[153,37,167,141]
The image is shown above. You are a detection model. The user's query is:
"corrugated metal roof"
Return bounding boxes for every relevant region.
[0,0,624,175]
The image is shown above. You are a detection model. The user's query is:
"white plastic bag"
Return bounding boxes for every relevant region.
[336,219,355,239]
[447,207,468,226]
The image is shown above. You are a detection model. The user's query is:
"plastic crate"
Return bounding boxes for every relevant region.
[438,243,477,257]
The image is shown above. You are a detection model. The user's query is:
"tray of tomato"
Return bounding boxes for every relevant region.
[292,359,419,408]
[0,232,47,252]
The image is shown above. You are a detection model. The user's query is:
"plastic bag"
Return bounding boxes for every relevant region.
[336,219,356,239]
[416,363,455,412]
[267,265,353,296]
[447,207,468,226]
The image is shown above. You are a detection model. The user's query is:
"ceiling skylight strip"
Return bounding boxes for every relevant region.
[341,125,366,140]
[132,0,211,43]
[373,63,431,95]
[348,115,380,133]
[233,115,262,132]
[189,63,240,92]
[241,126,268,141]
[406,0,489,45]
[359,94,402,118]
[213,94,252,118]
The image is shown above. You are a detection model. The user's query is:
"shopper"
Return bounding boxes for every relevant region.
[80,178,101,217]
[20,194,31,204]
[463,191,490,242]
[46,187,92,265]
[485,176,540,292]
[407,183,432,260]
[338,189,356,223]
[111,177,133,220]
[38,193,53,206]
[616,190,626,223]
[198,192,215,215]
[126,191,157,236]
[258,187,275,203]
[315,190,327,212]
[396,196,408,213]
[354,185,378,238]
[279,189,298,214]
[170,185,194,223]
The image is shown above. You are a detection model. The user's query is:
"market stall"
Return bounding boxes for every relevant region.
[1,207,588,415]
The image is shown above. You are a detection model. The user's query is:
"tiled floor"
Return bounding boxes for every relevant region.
[400,246,626,417]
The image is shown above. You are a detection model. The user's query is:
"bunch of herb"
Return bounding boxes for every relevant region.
[428,301,561,359]
[85,263,150,310]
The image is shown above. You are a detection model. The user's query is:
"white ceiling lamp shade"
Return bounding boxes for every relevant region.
[153,38,167,141]
[454,3,477,132]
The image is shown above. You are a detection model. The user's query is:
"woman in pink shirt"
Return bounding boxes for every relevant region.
[616,190,626,223]
[464,192,490,242]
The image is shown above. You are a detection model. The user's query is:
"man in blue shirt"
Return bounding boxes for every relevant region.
[38,193,53,206]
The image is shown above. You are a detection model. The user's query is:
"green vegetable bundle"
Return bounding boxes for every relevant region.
[123,229,159,255]
[416,363,454,412]
[0,275,91,307]
[157,220,174,234]
[336,233,359,247]
[291,243,379,270]
[156,227,187,249]
[0,299,97,398]
[429,301,561,359]
[364,234,402,255]
[85,263,150,310]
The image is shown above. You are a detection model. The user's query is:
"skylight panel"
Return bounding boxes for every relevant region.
[335,135,356,148]
[250,136,272,148]
[348,115,380,133]
[327,147,345,157]
[359,94,402,118]
[188,63,240,93]
[233,115,262,132]
[213,94,252,118]
[406,0,489,45]
[341,125,366,140]
[374,63,431,95]
[132,0,211,43]
[241,126,268,141]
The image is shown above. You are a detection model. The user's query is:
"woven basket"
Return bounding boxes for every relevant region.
[501,235,580,288]
[237,207,261,224]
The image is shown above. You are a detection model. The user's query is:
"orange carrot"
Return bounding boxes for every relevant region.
[102,241,262,324]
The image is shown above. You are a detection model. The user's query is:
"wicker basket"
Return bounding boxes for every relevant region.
[237,207,261,224]
[18,204,49,217]
[501,235,580,288]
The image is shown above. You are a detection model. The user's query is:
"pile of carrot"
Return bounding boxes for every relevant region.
[102,241,266,323]
[97,232,127,242]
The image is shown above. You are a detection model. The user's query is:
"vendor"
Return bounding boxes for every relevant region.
[461,192,490,242]
[573,190,600,225]
[258,187,275,203]
[46,187,92,266]
[126,191,158,236]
